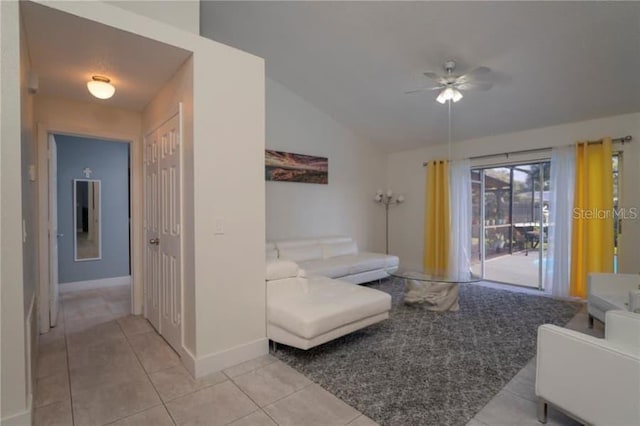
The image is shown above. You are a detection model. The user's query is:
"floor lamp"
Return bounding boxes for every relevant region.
[375,189,404,254]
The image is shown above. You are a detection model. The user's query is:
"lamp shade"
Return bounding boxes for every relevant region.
[87,76,115,99]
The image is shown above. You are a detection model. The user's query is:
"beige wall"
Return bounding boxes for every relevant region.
[192,41,266,366]
[21,9,37,315]
[106,0,200,34]
[20,9,39,415]
[142,56,195,353]
[266,79,386,252]
[1,0,29,421]
[35,96,142,138]
[387,113,640,272]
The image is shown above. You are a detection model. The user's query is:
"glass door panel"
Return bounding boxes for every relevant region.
[472,161,550,289]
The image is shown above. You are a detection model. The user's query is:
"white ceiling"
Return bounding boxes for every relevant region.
[21,1,192,111]
[201,2,640,152]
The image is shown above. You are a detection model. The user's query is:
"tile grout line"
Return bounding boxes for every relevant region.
[222,374,281,426]
[222,408,276,426]
[114,317,177,425]
[225,360,335,426]
[61,300,77,426]
[262,357,366,425]
[228,361,315,408]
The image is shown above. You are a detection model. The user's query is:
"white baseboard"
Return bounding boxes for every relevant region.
[60,276,131,293]
[1,394,32,426]
[182,338,269,379]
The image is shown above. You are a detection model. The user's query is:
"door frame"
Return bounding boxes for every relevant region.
[37,122,142,333]
[471,160,550,290]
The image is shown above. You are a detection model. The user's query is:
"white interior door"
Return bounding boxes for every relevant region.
[48,135,60,326]
[158,114,182,352]
[144,129,161,331]
[144,109,182,354]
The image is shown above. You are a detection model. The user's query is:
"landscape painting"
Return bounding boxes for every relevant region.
[265,150,328,184]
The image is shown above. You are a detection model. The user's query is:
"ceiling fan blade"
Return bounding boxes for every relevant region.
[423,72,447,84]
[456,81,493,91]
[456,66,491,83]
[405,86,443,94]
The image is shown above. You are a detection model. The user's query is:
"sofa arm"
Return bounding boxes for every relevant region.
[605,310,640,354]
[266,260,299,281]
[536,325,640,425]
[589,273,640,295]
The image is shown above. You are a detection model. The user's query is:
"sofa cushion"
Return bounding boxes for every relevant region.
[348,252,399,275]
[298,257,352,279]
[323,241,358,259]
[267,276,391,339]
[266,260,299,281]
[279,245,323,262]
[276,239,319,249]
[317,236,352,245]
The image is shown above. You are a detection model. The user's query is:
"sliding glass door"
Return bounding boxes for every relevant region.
[470,162,550,289]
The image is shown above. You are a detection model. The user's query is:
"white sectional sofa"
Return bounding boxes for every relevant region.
[266,236,399,284]
[266,260,392,350]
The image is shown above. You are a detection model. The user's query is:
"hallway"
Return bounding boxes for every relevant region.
[34,285,375,426]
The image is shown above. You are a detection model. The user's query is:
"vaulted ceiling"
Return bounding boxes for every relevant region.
[201,2,640,152]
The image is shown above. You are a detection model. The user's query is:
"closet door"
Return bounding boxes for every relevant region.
[143,107,183,354]
[157,113,182,353]
[144,129,161,331]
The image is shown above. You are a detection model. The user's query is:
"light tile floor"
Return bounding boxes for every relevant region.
[36,284,601,426]
[34,284,375,426]
[466,303,604,426]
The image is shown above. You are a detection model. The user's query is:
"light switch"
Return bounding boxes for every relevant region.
[22,219,27,243]
[28,165,36,182]
[214,217,225,235]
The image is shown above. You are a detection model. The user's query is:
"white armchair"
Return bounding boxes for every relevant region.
[536,310,640,425]
[588,273,640,327]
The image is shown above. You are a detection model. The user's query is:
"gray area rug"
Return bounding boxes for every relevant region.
[272,278,580,426]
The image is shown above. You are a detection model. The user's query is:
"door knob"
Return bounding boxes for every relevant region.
[149,238,160,245]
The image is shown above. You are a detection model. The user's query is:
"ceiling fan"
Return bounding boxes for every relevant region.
[406,60,493,104]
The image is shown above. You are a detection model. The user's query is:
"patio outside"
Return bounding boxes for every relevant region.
[471,251,545,288]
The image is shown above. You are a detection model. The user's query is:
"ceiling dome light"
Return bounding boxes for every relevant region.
[87,75,115,99]
[436,87,463,104]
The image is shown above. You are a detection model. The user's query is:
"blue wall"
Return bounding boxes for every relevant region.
[56,135,130,283]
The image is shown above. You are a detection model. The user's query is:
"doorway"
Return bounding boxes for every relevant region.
[49,133,132,323]
[471,162,551,289]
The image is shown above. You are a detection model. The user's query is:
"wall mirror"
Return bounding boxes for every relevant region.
[74,179,102,261]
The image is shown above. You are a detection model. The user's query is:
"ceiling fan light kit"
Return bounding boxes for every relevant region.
[436,87,463,104]
[87,75,115,99]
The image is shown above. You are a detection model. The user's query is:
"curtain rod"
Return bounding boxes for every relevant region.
[422,135,632,166]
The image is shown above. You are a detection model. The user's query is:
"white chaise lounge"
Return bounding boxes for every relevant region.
[266,260,392,350]
[267,236,399,284]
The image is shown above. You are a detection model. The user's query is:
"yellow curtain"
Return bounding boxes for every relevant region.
[424,160,450,276]
[570,138,614,298]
